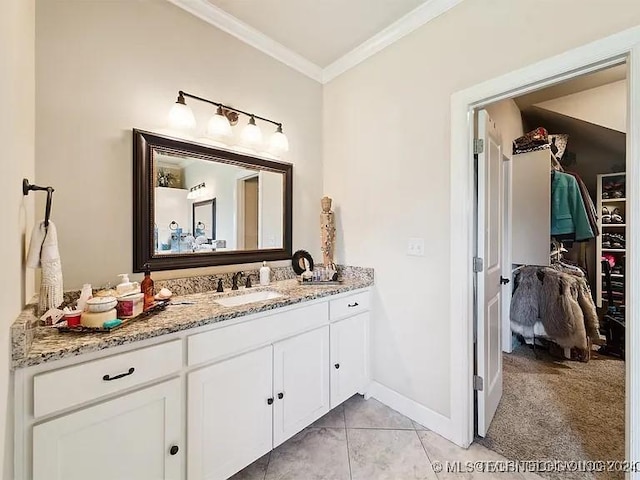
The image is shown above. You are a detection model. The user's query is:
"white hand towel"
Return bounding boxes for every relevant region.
[27,221,64,314]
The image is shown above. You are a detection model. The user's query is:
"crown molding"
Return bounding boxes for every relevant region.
[322,0,464,83]
[168,0,324,82]
[169,0,463,85]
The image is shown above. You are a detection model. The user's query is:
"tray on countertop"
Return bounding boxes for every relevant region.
[55,300,171,333]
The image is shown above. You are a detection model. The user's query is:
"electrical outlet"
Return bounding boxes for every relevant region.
[407,237,425,256]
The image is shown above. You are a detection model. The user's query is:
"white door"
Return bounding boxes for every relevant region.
[476,109,504,436]
[330,313,368,408]
[188,346,273,480]
[273,326,330,446]
[33,378,182,480]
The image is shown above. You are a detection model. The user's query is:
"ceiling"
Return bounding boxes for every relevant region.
[206,0,427,67]
[523,106,626,157]
[170,0,463,82]
[514,64,627,111]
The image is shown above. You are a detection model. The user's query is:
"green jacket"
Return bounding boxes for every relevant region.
[551,172,594,241]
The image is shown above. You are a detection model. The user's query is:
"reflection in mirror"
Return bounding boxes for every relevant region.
[152,150,284,256]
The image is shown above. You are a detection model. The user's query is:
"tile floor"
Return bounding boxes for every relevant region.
[230,395,545,480]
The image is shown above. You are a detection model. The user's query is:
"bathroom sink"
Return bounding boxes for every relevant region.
[214,290,283,307]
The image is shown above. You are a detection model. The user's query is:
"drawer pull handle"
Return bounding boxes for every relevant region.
[348,302,359,308]
[334,363,340,369]
[170,445,179,456]
[267,398,274,405]
[277,392,284,399]
[102,367,135,381]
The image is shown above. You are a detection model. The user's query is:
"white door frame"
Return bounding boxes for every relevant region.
[450,25,640,470]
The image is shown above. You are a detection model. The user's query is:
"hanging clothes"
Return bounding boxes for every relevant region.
[565,171,599,237]
[510,265,601,351]
[551,171,595,242]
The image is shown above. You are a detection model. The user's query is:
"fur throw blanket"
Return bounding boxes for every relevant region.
[510,266,599,350]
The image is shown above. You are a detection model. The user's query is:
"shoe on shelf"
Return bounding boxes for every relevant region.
[602,233,611,248]
[610,234,625,249]
[611,190,624,199]
[611,207,624,224]
[602,207,611,224]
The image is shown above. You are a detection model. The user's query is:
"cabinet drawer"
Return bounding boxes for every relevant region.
[33,340,182,419]
[329,291,370,321]
[188,302,328,367]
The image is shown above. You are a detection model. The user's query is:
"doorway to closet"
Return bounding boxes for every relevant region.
[474,63,627,478]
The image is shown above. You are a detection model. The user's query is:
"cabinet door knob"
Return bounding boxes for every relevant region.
[102,367,135,381]
[334,363,340,369]
[347,302,359,308]
[267,397,274,405]
[277,392,284,399]
[170,445,179,456]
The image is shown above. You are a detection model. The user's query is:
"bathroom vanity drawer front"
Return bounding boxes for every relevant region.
[188,302,329,367]
[329,291,370,321]
[33,340,182,419]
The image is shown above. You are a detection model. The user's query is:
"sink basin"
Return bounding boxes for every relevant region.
[214,290,283,307]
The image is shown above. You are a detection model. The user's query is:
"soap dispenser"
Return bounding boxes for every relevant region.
[260,261,271,286]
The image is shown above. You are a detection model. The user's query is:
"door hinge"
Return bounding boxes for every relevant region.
[473,375,484,391]
[473,257,484,273]
[473,138,484,154]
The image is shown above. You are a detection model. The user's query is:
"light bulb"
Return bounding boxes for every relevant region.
[206,106,232,139]
[168,93,196,131]
[241,116,262,147]
[269,125,289,154]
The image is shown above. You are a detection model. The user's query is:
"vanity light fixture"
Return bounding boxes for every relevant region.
[241,115,263,147]
[207,106,233,139]
[168,90,289,153]
[187,182,206,200]
[168,92,197,132]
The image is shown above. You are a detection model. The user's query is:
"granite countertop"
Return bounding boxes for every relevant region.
[12,276,373,369]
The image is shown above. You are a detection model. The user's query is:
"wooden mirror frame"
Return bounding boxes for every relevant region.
[133,129,293,272]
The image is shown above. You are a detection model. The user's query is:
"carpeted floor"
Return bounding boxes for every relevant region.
[476,344,625,480]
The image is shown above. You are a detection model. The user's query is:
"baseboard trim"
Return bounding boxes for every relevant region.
[367,381,457,444]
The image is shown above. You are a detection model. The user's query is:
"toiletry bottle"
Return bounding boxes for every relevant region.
[77,283,93,311]
[116,274,136,296]
[260,261,271,286]
[141,264,155,310]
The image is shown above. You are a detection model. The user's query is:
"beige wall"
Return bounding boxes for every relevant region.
[36,0,323,289]
[485,99,523,159]
[536,80,627,133]
[323,0,640,418]
[0,0,35,477]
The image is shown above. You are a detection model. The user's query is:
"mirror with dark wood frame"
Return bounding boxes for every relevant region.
[133,129,293,272]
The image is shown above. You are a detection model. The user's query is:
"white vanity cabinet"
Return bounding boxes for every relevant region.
[15,288,371,480]
[33,378,182,480]
[188,326,330,480]
[273,326,330,446]
[188,346,274,480]
[330,312,369,408]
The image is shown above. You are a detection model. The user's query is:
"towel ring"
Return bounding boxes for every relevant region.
[23,179,55,228]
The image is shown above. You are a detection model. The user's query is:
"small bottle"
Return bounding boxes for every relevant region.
[260,261,271,286]
[77,284,93,311]
[141,264,155,310]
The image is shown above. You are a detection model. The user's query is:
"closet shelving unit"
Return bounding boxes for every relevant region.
[596,172,626,308]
